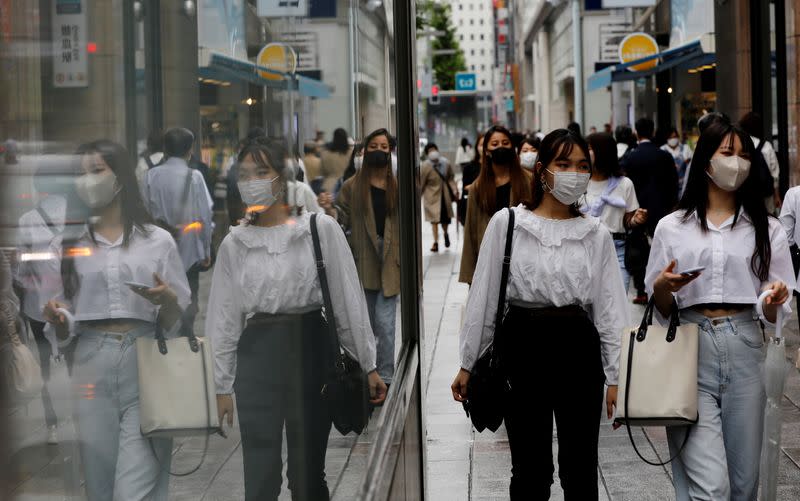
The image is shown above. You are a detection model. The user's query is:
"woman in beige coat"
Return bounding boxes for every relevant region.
[459,125,532,284]
[420,143,459,252]
[331,128,401,386]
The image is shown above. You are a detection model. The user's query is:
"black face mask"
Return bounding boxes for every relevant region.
[364,150,390,168]
[488,147,516,165]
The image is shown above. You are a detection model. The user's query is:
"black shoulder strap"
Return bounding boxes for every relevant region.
[310,214,339,348]
[144,155,155,169]
[757,139,766,152]
[494,208,515,330]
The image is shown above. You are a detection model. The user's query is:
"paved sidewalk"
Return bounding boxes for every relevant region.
[420,224,800,500]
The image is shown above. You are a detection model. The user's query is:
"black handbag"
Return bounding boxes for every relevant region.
[624,227,650,275]
[462,208,514,432]
[310,213,372,435]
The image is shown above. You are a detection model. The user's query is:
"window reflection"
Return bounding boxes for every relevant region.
[3,0,402,499]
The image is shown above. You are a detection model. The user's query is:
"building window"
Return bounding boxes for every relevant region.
[460,35,464,41]
[480,49,485,55]
[481,79,486,86]
[481,64,486,70]
[470,34,475,40]
[471,64,476,70]
[470,19,474,25]
[480,34,484,40]
[480,19,484,25]
[471,49,475,56]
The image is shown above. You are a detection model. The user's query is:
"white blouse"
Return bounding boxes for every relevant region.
[63,224,191,322]
[645,210,795,316]
[779,186,800,247]
[206,212,377,394]
[459,206,630,385]
[584,176,639,234]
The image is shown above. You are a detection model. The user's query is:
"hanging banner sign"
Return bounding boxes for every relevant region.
[52,0,88,87]
[619,32,659,72]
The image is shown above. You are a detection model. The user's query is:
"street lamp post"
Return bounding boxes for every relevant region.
[571,0,584,130]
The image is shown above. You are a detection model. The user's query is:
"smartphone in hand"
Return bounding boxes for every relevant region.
[677,266,705,276]
[125,281,152,292]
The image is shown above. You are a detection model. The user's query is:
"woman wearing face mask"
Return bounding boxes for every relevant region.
[646,121,794,500]
[452,129,628,499]
[335,128,400,389]
[584,132,647,291]
[420,143,459,252]
[208,140,386,501]
[43,140,190,501]
[459,125,532,285]
[660,127,693,187]
[518,136,540,172]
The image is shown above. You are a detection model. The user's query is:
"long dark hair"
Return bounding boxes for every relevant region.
[525,129,591,217]
[586,132,622,178]
[350,128,397,212]
[473,125,531,213]
[328,127,350,154]
[679,120,771,281]
[63,140,153,300]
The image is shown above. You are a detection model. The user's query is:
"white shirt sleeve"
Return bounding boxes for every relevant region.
[206,238,243,394]
[763,142,780,188]
[317,215,377,373]
[779,188,798,246]
[645,218,673,300]
[459,208,509,371]
[622,177,639,212]
[765,220,797,319]
[191,171,214,259]
[591,231,629,385]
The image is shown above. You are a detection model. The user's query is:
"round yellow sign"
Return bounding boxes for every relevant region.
[256,43,297,81]
[619,33,659,72]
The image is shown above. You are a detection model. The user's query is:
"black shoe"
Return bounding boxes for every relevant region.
[444,232,450,248]
[431,242,439,253]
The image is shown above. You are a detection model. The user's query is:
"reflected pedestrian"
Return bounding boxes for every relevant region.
[208,140,386,501]
[455,137,474,169]
[660,126,693,188]
[44,140,191,500]
[458,133,483,226]
[335,128,400,388]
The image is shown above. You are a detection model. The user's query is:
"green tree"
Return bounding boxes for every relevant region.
[417,1,467,90]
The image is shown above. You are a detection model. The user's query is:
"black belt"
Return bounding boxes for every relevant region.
[611,232,627,241]
[508,304,588,319]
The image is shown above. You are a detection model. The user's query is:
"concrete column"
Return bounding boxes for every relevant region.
[159,1,200,144]
[787,0,800,185]
[714,0,751,120]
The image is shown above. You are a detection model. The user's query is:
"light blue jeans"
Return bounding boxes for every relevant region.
[72,324,172,501]
[364,290,398,386]
[667,309,765,501]
[614,239,630,293]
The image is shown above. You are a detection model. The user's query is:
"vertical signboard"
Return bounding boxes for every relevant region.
[52,0,88,87]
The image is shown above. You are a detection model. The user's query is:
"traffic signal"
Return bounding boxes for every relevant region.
[431,85,439,96]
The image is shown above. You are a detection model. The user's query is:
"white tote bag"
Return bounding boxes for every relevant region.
[137,332,219,438]
[616,299,699,465]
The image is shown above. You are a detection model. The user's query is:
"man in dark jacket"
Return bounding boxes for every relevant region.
[621,117,679,304]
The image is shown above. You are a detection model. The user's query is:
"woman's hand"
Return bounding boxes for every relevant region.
[606,385,618,419]
[131,272,178,306]
[451,368,471,402]
[43,300,71,339]
[368,370,388,405]
[762,280,790,324]
[653,260,701,317]
[216,394,234,437]
[629,208,648,227]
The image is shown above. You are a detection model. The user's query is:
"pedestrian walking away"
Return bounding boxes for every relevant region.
[645,120,795,501]
[452,129,629,500]
[43,140,191,501]
[207,139,387,501]
[459,125,532,285]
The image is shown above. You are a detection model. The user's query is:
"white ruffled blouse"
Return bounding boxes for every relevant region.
[206,213,377,394]
[459,206,630,384]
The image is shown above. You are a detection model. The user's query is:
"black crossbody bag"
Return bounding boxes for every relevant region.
[462,208,514,432]
[310,213,372,435]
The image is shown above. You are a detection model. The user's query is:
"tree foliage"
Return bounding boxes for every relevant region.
[417,1,467,90]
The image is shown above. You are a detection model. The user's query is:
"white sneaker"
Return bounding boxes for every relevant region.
[47,425,58,445]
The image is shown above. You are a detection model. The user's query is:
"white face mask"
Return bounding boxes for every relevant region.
[520,151,537,169]
[707,155,751,192]
[544,170,591,206]
[667,138,680,148]
[238,176,281,210]
[75,172,120,209]
[428,150,440,162]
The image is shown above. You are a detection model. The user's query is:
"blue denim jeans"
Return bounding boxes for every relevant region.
[72,324,172,501]
[614,239,630,294]
[667,309,765,501]
[364,290,398,385]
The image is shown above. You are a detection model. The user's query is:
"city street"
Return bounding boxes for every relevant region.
[6,218,800,499]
